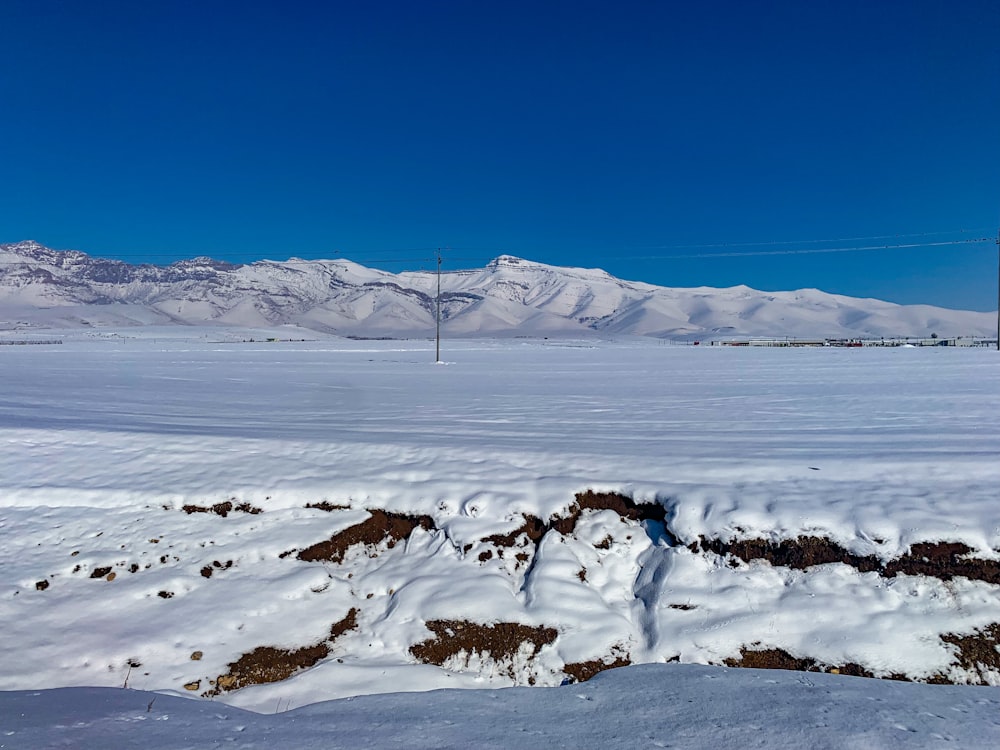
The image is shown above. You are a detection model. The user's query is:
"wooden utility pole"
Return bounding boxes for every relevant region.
[436,249,442,363]
[996,228,999,351]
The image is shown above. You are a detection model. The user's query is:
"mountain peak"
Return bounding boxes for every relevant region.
[0,242,991,340]
[487,255,530,268]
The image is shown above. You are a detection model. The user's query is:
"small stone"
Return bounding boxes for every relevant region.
[190,651,203,661]
[106,572,116,581]
[183,680,200,691]
[35,580,49,591]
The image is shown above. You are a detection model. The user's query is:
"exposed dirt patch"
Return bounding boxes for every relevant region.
[410,620,557,679]
[210,560,234,572]
[203,642,331,696]
[297,510,434,563]
[563,655,631,683]
[329,608,359,641]
[885,542,1000,583]
[35,580,49,591]
[202,608,359,696]
[90,566,113,579]
[483,491,667,552]
[181,500,262,518]
[157,590,174,599]
[554,491,667,536]
[306,501,350,512]
[694,535,1000,585]
[725,647,828,673]
[693,536,881,573]
[725,647,870,676]
[941,623,1000,684]
[724,647,911,681]
[668,603,696,611]
[182,501,235,517]
[483,515,548,548]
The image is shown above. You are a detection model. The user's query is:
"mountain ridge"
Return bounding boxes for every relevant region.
[0,240,994,339]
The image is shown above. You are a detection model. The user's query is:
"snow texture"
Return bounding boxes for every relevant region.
[5,663,1000,749]
[1,330,999,746]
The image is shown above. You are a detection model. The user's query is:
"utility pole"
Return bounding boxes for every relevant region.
[996,228,999,351]
[436,249,442,363]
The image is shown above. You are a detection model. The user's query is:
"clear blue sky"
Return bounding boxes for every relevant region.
[2,1,998,310]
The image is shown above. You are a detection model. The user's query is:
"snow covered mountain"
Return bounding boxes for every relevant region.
[0,240,993,338]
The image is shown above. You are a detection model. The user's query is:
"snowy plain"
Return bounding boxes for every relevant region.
[2,327,1000,747]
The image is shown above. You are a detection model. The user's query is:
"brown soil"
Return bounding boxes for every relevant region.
[693,536,881,573]
[724,647,914,682]
[725,647,873,677]
[483,491,668,550]
[329,607,359,640]
[90,566,113,579]
[884,542,1000,583]
[203,607,360,696]
[35,580,49,591]
[941,623,1000,684]
[556,491,667,536]
[694,535,1000,585]
[204,642,331,696]
[306,501,350,512]
[410,620,557,678]
[181,500,262,517]
[563,655,631,683]
[726,647,827,673]
[183,501,234,517]
[297,510,434,563]
[483,515,548,547]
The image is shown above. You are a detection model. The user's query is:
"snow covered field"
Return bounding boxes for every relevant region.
[7,664,1000,749]
[2,329,999,746]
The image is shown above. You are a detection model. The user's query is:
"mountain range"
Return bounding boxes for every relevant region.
[0,240,994,339]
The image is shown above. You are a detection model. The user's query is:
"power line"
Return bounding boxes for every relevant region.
[0,234,993,266]
[622,227,995,251]
[605,237,993,261]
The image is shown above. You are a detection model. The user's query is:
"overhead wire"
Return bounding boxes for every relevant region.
[0,232,993,266]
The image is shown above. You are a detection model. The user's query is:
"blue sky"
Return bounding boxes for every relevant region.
[2,1,998,310]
